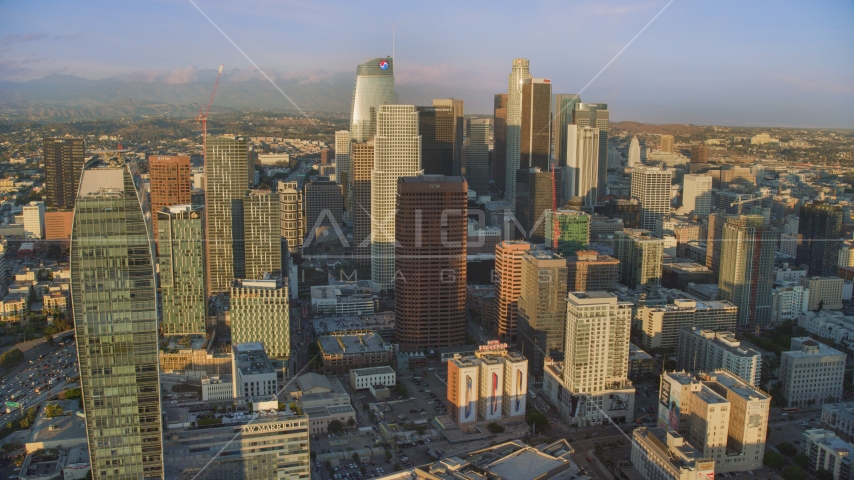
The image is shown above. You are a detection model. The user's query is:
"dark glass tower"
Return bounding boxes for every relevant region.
[797,201,843,276]
[417,105,455,176]
[43,137,85,210]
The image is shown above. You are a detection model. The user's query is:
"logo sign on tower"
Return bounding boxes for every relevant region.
[378,60,389,70]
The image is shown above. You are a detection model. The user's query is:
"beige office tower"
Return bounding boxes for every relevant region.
[639,298,737,350]
[517,249,568,376]
[352,141,374,267]
[631,165,672,231]
[371,105,421,290]
[504,58,532,207]
[205,136,252,295]
[660,134,674,153]
[243,189,281,280]
[614,229,664,290]
[682,174,712,216]
[659,371,769,473]
[492,240,533,341]
[335,130,350,207]
[229,278,290,362]
[563,125,600,207]
[278,181,304,253]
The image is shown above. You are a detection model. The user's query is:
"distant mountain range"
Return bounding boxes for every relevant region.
[0,72,493,121]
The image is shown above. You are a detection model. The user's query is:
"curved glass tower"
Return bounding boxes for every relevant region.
[350,57,397,143]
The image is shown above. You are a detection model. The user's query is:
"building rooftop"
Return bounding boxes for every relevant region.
[413,440,575,480]
[629,344,653,361]
[296,373,332,393]
[312,313,395,335]
[233,343,275,375]
[27,400,86,447]
[318,332,392,356]
[351,366,396,377]
[785,337,845,358]
[704,371,769,401]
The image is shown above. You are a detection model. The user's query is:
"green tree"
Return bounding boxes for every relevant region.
[487,422,505,434]
[526,410,548,431]
[777,442,798,456]
[415,425,427,435]
[792,454,810,469]
[385,449,392,460]
[816,470,834,480]
[347,418,356,427]
[781,467,806,480]
[763,451,787,469]
[0,348,24,368]
[327,420,344,434]
[44,404,64,418]
[44,334,55,346]
[63,388,82,401]
[310,451,317,460]
[352,452,360,463]
[394,463,402,471]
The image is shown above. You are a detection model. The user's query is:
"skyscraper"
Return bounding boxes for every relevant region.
[572,103,610,195]
[395,175,467,350]
[554,94,581,169]
[627,136,641,168]
[205,136,252,295]
[614,229,664,290]
[682,174,712,216]
[492,241,533,342]
[465,118,491,196]
[517,248,568,376]
[350,57,396,143]
[148,155,191,242]
[504,58,532,207]
[631,165,672,231]
[691,143,709,163]
[566,250,620,292]
[278,181,304,253]
[797,201,843,277]
[718,215,776,326]
[562,125,600,206]
[545,209,590,256]
[432,98,464,176]
[334,130,350,208]
[520,78,552,171]
[243,189,282,280]
[660,134,674,153]
[22,201,45,239]
[706,212,727,279]
[43,137,85,210]
[371,105,421,290]
[230,278,290,361]
[514,168,553,243]
[352,141,374,268]
[158,205,207,336]
[493,94,508,195]
[71,167,163,479]
[417,105,455,176]
[303,180,343,239]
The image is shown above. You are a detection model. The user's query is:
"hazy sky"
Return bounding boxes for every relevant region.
[2,0,853,126]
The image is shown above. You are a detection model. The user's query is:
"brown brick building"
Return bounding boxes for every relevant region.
[149,155,191,242]
[492,240,532,342]
[566,250,620,292]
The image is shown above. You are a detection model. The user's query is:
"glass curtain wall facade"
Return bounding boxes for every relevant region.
[350,57,397,143]
[157,205,207,336]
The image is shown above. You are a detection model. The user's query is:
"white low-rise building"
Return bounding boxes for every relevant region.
[798,311,854,354]
[349,366,396,390]
[780,338,846,408]
[771,282,809,323]
[676,327,762,386]
[821,403,854,442]
[202,375,233,401]
[232,343,278,399]
[802,429,854,480]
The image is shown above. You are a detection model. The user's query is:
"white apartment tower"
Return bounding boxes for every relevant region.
[682,174,712,216]
[627,136,641,168]
[371,104,421,290]
[631,166,672,231]
[504,58,532,207]
[22,200,45,239]
[563,125,600,206]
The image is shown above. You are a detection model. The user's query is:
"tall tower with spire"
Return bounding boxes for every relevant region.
[504,58,532,207]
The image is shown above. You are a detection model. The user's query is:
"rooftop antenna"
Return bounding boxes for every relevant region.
[392,22,395,67]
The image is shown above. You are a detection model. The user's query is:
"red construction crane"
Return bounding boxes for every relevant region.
[551,159,558,251]
[195,64,224,162]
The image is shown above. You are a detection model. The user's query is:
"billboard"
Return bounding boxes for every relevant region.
[482,362,504,421]
[509,366,526,416]
[459,371,477,424]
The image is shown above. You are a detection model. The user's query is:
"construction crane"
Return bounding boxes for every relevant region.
[730,194,765,215]
[551,159,559,251]
[195,64,224,162]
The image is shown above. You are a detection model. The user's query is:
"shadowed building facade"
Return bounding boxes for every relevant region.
[493,94,508,196]
[44,137,86,211]
[394,175,467,350]
[148,155,191,243]
[352,141,374,268]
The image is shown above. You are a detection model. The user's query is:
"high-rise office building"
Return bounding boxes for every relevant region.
[43,137,85,210]
[349,57,396,143]
[492,240,533,342]
[71,167,163,479]
[572,103,609,195]
[554,94,581,169]
[371,105,421,290]
[639,299,737,351]
[22,201,45,239]
[565,250,620,292]
[334,130,350,207]
[780,338,845,408]
[303,180,343,238]
[691,143,709,163]
[660,134,674,153]
[243,189,281,280]
[627,136,641,168]
[465,118,491,196]
[682,174,712,216]
[677,327,762,386]
[205,136,252,295]
[603,199,641,229]
[158,205,207,336]
[797,201,843,277]
[432,98,464,176]
[417,105,455,176]
[517,249,568,376]
[149,155,191,241]
[504,58,532,207]
[230,278,290,361]
[493,94,508,196]
[520,78,552,171]
[514,168,553,243]
[352,141,374,267]
[718,215,776,327]
[706,212,727,279]
[614,229,664,290]
[278,181,304,253]
[631,165,672,231]
[562,125,599,206]
[545,209,590,256]
[394,175,467,350]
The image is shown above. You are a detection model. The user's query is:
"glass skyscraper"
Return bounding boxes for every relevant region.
[349,57,397,143]
[157,204,207,336]
[71,167,164,479]
[504,58,532,207]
